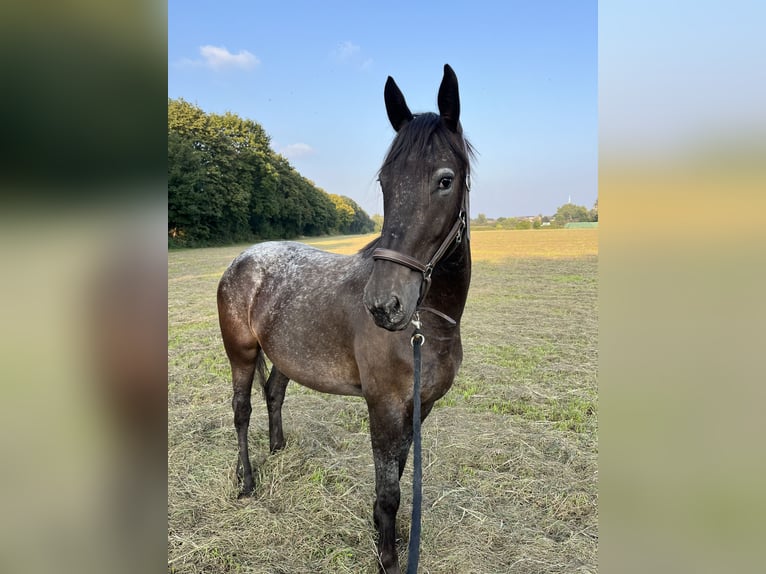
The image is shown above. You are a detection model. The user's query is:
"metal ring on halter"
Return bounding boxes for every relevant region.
[411,333,426,347]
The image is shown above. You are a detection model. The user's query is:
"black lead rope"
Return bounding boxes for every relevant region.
[407,316,425,574]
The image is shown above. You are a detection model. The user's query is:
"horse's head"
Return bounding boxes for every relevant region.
[363,64,472,331]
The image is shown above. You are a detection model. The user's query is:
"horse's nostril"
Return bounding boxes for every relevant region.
[389,296,401,314]
[366,293,408,331]
[367,295,403,324]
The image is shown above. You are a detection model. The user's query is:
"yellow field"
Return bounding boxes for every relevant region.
[305,228,598,261]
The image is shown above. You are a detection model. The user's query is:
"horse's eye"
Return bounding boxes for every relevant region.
[439,177,453,190]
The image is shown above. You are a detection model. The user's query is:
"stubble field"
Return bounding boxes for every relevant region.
[168,228,598,573]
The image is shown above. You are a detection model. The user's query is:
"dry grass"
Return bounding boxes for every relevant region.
[168,229,598,573]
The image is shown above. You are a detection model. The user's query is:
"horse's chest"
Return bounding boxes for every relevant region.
[420,337,462,401]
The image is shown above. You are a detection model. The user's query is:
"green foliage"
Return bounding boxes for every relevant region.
[168,98,375,246]
[346,197,375,234]
[589,197,598,222]
[513,218,532,230]
[328,195,375,235]
[329,194,354,230]
[551,202,591,228]
[490,216,537,230]
[371,213,384,233]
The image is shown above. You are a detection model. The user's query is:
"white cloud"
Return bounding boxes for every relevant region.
[332,41,372,70]
[200,45,259,69]
[192,45,260,70]
[280,143,315,159]
[334,41,360,61]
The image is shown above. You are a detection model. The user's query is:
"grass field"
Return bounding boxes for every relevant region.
[168,228,598,573]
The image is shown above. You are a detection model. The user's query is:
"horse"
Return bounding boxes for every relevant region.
[217,64,473,574]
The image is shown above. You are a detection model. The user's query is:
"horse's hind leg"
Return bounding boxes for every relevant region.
[230,350,266,497]
[231,361,256,496]
[264,367,289,452]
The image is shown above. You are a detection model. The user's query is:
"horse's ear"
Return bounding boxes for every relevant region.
[384,76,413,132]
[438,64,461,133]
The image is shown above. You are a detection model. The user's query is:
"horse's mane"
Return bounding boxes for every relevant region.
[359,113,475,259]
[359,235,381,257]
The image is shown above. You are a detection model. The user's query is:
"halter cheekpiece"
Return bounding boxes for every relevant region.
[371,174,470,310]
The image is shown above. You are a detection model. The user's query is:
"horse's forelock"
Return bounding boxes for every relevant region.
[378,113,473,178]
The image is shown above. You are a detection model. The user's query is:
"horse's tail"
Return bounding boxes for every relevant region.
[254,347,269,397]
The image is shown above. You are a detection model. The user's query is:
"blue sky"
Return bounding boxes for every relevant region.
[169,1,597,218]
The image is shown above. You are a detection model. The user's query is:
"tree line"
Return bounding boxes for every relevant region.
[550,199,598,226]
[168,98,374,247]
[472,199,598,230]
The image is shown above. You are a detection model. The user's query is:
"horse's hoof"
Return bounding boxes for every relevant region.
[378,552,401,574]
[238,481,255,498]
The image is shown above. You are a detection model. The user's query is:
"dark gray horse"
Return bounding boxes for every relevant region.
[217,64,473,573]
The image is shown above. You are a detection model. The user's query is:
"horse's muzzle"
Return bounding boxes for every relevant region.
[364,259,421,331]
[365,294,411,331]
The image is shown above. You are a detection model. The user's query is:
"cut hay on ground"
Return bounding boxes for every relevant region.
[168,229,598,573]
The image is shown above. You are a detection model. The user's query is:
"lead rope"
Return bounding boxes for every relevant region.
[406,313,425,574]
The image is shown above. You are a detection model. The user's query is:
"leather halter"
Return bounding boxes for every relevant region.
[371,175,470,310]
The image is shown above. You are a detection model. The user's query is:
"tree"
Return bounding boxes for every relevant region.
[372,214,384,233]
[341,196,375,234]
[589,198,598,222]
[168,98,376,245]
[513,218,532,230]
[168,99,251,244]
[168,130,209,243]
[330,194,355,232]
[552,203,590,227]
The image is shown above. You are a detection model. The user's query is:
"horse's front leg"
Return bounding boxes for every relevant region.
[395,400,434,479]
[368,401,407,574]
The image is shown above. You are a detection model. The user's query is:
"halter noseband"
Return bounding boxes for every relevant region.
[371,175,470,309]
